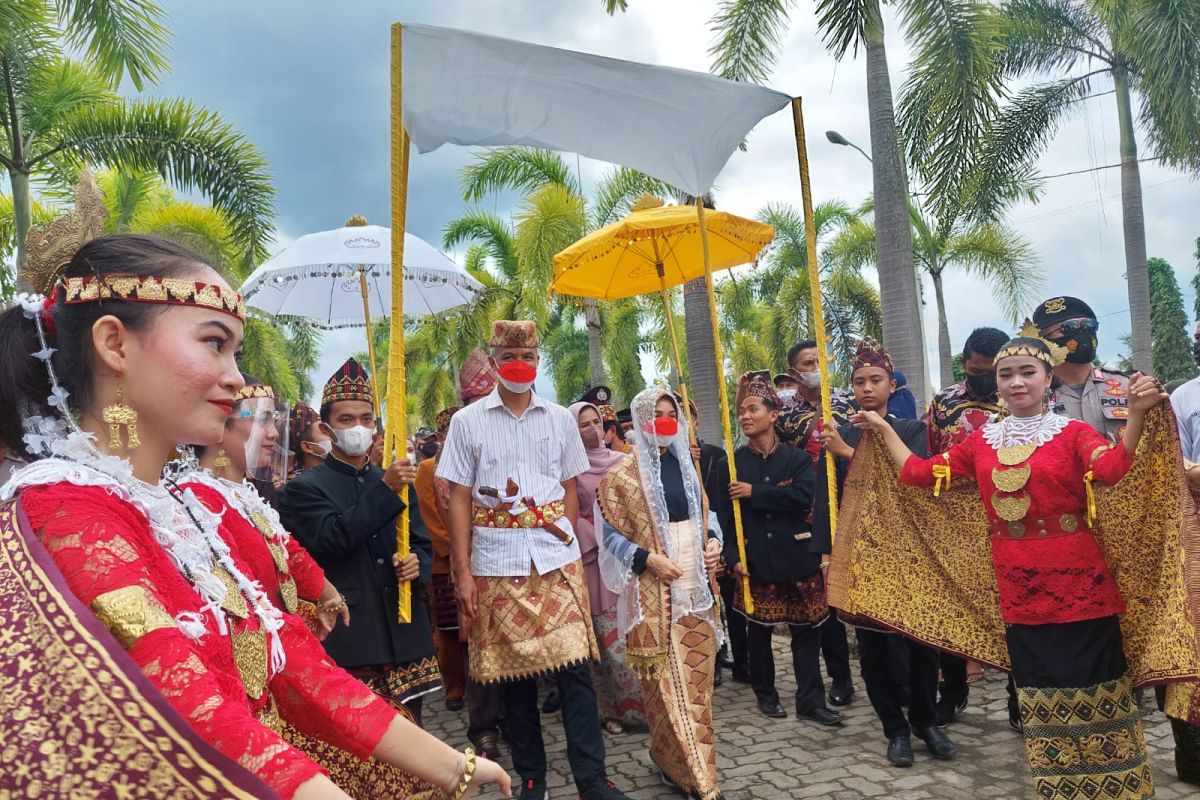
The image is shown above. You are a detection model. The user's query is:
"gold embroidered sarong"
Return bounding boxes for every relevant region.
[470,559,598,683]
[827,406,1200,689]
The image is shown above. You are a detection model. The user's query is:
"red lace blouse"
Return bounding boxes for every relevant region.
[22,482,395,799]
[899,420,1133,625]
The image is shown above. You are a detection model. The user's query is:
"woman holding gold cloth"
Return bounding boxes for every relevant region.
[597,388,724,800]
[847,325,1184,800]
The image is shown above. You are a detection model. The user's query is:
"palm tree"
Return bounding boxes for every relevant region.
[901,0,1200,372]
[1,1,275,282]
[827,198,1041,388]
[618,0,998,406]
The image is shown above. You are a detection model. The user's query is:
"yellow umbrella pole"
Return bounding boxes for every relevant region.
[388,22,412,624]
[695,197,753,615]
[650,245,700,458]
[357,269,382,415]
[791,97,838,541]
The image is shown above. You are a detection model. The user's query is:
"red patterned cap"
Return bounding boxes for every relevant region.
[852,336,894,376]
[459,348,497,402]
[321,357,374,407]
[489,319,539,349]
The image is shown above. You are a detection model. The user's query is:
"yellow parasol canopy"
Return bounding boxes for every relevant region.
[550,197,774,299]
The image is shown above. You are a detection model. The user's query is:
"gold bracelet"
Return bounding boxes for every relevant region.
[450,746,476,800]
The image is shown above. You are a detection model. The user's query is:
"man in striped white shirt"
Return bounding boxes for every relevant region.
[437,320,629,800]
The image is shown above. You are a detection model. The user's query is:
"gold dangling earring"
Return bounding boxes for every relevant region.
[102,383,140,450]
[213,449,231,477]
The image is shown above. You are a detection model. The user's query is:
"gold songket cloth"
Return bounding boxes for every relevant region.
[827,405,1200,694]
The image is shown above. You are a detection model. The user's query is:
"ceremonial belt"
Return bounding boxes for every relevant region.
[990,512,1084,540]
[472,500,573,545]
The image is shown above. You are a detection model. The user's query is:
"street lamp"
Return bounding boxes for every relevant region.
[826,130,872,163]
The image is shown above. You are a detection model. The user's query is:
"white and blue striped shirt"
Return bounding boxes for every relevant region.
[436,388,590,577]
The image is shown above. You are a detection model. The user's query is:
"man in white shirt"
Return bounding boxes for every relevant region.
[1171,320,1200,466]
[438,320,628,800]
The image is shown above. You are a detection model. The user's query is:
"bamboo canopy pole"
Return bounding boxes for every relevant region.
[356,267,382,415]
[388,22,412,623]
[695,196,753,614]
[791,97,838,541]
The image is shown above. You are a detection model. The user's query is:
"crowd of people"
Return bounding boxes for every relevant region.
[0,227,1198,800]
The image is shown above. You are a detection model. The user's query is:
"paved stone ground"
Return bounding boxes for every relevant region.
[424,635,1194,799]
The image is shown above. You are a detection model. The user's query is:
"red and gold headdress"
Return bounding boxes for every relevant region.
[459,348,497,402]
[851,336,894,376]
[62,274,245,321]
[994,320,1070,368]
[489,319,539,349]
[435,406,461,435]
[234,384,275,402]
[739,373,781,408]
[289,402,319,453]
[322,358,374,406]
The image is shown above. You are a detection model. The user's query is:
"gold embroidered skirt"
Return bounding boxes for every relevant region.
[470,559,599,684]
[642,614,721,800]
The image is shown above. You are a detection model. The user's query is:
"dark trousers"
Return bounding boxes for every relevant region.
[939,653,969,708]
[718,573,748,672]
[498,662,606,791]
[857,628,938,739]
[748,622,825,712]
[820,612,853,688]
[466,669,503,740]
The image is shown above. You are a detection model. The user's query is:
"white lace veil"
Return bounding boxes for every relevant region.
[598,387,718,639]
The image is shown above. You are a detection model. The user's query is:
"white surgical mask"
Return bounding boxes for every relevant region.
[796,371,821,390]
[332,425,374,457]
[306,439,333,459]
[777,389,798,401]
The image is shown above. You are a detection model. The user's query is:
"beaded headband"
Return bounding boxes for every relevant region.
[63,274,246,322]
[234,384,276,402]
[994,320,1070,368]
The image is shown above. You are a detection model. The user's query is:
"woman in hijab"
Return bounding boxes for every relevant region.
[569,401,647,735]
[596,388,725,800]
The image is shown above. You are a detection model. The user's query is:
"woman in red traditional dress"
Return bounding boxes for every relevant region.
[852,327,1168,800]
[0,233,510,800]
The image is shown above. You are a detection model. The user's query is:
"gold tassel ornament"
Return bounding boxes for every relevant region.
[102,384,140,450]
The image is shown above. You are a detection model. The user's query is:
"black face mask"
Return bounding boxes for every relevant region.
[1054,334,1097,364]
[965,372,997,399]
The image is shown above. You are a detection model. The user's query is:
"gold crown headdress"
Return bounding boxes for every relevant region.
[20,169,246,322]
[993,320,1070,367]
[234,384,276,402]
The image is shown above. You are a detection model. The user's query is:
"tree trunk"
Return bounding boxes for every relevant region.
[583,297,606,386]
[864,6,928,405]
[1114,68,1151,373]
[931,267,954,389]
[9,168,31,282]
[683,276,721,444]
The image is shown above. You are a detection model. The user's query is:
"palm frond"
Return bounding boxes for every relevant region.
[602,0,629,14]
[133,200,241,277]
[442,210,519,279]
[96,168,171,233]
[999,0,1113,76]
[240,316,299,403]
[600,298,646,405]
[55,0,170,91]
[514,183,587,311]
[589,167,675,228]
[19,57,114,137]
[459,147,578,203]
[814,0,873,60]
[941,222,1042,324]
[44,97,276,271]
[707,0,794,84]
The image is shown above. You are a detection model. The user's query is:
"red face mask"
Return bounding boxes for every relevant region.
[643,417,679,438]
[497,361,537,382]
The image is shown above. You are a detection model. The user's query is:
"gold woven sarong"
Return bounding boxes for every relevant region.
[827,406,1200,689]
[469,559,598,683]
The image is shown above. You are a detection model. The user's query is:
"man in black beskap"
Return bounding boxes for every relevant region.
[814,338,956,768]
[724,373,842,726]
[279,358,441,723]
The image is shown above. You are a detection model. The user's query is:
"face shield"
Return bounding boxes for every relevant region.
[229,391,287,483]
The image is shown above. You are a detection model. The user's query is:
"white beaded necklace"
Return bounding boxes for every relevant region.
[982,412,1069,450]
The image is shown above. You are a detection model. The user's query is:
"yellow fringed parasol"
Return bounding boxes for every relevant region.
[550,197,774,612]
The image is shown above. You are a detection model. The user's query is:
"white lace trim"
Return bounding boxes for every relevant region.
[4,450,285,676]
[981,413,1070,450]
[186,469,292,546]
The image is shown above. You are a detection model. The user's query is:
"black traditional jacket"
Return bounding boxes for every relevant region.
[279,455,435,669]
[722,440,818,583]
[811,415,928,555]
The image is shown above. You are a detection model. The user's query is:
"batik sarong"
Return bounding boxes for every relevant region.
[0,500,277,799]
[592,605,647,727]
[642,614,720,800]
[734,573,829,627]
[470,559,599,684]
[353,656,443,709]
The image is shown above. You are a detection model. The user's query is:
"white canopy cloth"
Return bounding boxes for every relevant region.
[239,224,483,329]
[399,23,791,197]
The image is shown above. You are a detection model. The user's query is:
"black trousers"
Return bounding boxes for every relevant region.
[465,668,503,740]
[856,628,938,739]
[748,621,825,712]
[939,653,969,708]
[821,612,853,688]
[498,662,607,791]
[718,573,748,672]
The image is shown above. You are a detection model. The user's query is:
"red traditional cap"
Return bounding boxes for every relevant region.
[852,336,894,376]
[489,319,539,349]
[321,358,374,407]
[289,402,319,453]
[435,405,461,435]
[459,348,497,402]
[739,374,781,408]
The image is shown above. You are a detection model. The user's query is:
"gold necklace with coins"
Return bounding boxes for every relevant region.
[990,414,1046,522]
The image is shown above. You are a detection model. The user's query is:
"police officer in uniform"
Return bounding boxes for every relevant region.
[1033,296,1130,443]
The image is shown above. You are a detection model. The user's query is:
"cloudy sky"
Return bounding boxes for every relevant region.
[149,1,1198,403]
